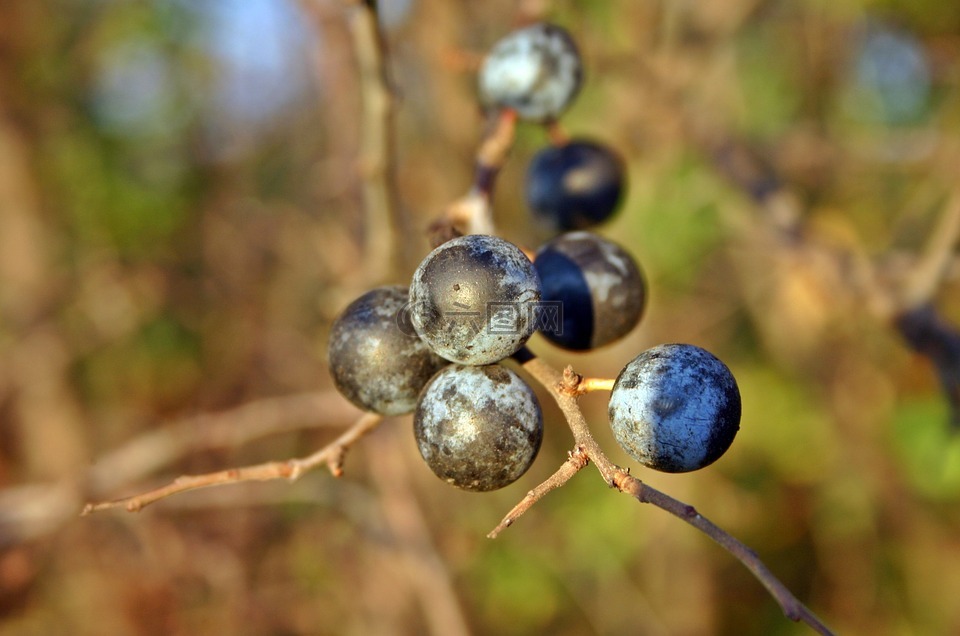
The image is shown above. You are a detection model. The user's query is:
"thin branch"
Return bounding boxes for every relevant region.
[475,108,518,186]
[488,446,589,538]
[520,358,620,483]
[545,119,569,146]
[0,391,363,546]
[86,390,364,494]
[496,353,835,635]
[899,189,960,310]
[329,0,397,282]
[615,477,834,636]
[432,109,517,242]
[81,412,383,515]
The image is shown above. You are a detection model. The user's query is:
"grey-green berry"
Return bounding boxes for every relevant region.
[478,22,583,122]
[328,286,448,416]
[414,364,543,492]
[409,235,541,365]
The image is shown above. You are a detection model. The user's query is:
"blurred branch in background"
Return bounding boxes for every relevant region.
[0,390,362,546]
[0,82,90,485]
[299,0,400,281]
[650,53,960,427]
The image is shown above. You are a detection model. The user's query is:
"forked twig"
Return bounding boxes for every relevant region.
[493,351,835,636]
[81,412,383,515]
[488,446,589,538]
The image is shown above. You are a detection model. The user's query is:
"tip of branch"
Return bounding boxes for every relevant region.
[324,447,349,478]
[487,518,512,539]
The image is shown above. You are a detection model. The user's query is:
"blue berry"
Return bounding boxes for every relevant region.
[608,344,741,473]
[328,286,449,416]
[409,235,541,365]
[534,232,645,351]
[414,364,543,491]
[478,23,583,122]
[526,140,625,231]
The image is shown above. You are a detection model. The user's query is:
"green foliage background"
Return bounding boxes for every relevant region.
[1,1,960,634]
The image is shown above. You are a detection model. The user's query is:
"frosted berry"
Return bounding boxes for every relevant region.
[608,344,741,473]
[414,364,543,492]
[328,286,448,416]
[526,140,626,231]
[534,232,645,350]
[478,22,583,122]
[409,235,541,365]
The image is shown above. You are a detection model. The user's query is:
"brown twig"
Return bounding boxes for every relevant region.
[432,109,518,241]
[326,0,397,282]
[488,446,589,538]
[81,412,383,515]
[475,108,518,186]
[0,391,363,546]
[86,390,364,493]
[545,119,569,146]
[899,189,960,311]
[493,354,835,635]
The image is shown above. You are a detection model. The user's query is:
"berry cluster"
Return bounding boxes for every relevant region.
[328,22,741,492]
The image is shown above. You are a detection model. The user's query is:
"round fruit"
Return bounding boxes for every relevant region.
[534,232,645,350]
[414,364,543,492]
[525,140,625,231]
[328,286,449,416]
[607,344,741,473]
[477,22,583,122]
[409,234,541,365]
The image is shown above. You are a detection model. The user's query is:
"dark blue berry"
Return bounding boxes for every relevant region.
[526,140,625,231]
[533,232,645,351]
[608,344,741,473]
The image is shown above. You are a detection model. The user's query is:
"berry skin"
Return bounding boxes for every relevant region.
[409,235,541,365]
[328,286,448,416]
[414,364,543,492]
[534,232,645,351]
[478,22,583,122]
[607,344,741,473]
[526,140,626,231]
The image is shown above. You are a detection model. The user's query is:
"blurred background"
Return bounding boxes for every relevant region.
[1,0,960,634]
